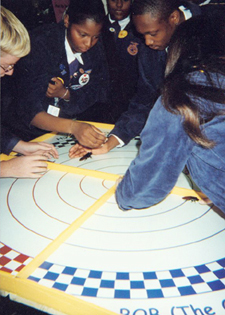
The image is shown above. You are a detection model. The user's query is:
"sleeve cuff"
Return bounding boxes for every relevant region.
[109,134,125,148]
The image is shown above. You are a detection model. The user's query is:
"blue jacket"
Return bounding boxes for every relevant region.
[110,1,201,144]
[116,71,225,213]
[13,22,108,139]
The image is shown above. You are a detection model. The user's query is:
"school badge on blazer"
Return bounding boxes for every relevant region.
[70,69,92,90]
[127,41,139,56]
[79,73,90,85]
[118,30,128,38]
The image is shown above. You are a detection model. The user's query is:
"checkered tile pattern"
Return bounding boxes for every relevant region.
[0,243,32,275]
[51,134,109,149]
[52,136,77,148]
[28,258,225,299]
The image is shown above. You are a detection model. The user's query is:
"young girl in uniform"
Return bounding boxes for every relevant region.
[78,0,143,124]
[13,0,107,149]
[0,6,58,178]
[116,15,225,213]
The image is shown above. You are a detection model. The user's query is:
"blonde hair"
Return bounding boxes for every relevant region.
[0,6,30,57]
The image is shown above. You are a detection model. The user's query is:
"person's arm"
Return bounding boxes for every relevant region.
[71,47,165,156]
[116,97,195,210]
[109,46,166,145]
[31,112,106,148]
[14,27,107,148]
[45,40,109,116]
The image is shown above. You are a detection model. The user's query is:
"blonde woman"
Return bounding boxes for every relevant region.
[0,6,58,178]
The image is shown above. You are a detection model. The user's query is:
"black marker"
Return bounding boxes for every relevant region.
[79,152,92,161]
[182,196,199,202]
[49,79,55,85]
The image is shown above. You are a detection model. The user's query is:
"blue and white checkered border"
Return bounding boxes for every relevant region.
[28,258,225,299]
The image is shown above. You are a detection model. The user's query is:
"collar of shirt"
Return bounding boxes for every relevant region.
[108,14,130,30]
[199,0,211,5]
[65,32,84,65]
[178,5,192,20]
[165,6,192,53]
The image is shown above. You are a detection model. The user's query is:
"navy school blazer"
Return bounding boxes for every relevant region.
[13,21,109,138]
[110,0,202,144]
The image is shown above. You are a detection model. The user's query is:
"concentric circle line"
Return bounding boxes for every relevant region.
[7,178,213,242]
[64,228,225,252]
[78,207,212,234]
[16,185,116,280]
[7,180,53,241]
[32,176,84,224]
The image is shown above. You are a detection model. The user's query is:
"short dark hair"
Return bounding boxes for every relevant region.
[66,0,105,25]
[132,0,181,21]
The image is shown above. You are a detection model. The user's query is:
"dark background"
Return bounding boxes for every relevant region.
[0,295,49,315]
[1,0,57,30]
[1,0,225,313]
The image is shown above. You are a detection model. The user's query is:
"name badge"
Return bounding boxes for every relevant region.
[47,105,60,117]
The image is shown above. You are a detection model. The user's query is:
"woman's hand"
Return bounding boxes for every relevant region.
[0,155,49,178]
[69,135,121,158]
[69,143,90,159]
[13,141,58,159]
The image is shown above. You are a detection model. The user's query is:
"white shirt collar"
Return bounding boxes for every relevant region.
[178,5,192,20]
[65,32,84,65]
[200,0,211,5]
[108,14,130,30]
